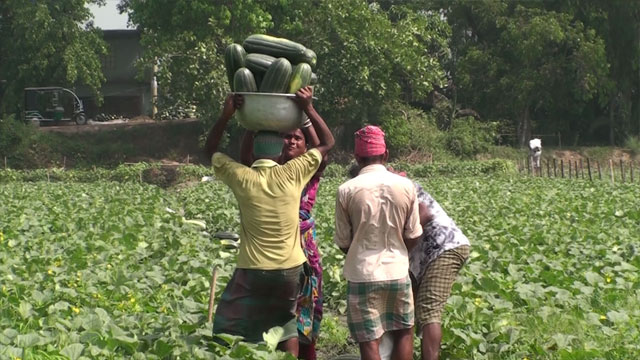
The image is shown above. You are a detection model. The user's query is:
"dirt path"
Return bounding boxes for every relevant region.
[38,118,199,134]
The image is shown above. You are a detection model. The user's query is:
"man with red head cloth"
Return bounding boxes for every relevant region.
[334,125,423,360]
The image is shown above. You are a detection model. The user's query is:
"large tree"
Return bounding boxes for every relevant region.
[0,0,107,115]
[431,0,610,147]
[120,0,449,148]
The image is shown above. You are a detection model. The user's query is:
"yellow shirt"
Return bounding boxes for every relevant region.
[334,164,423,282]
[212,148,322,270]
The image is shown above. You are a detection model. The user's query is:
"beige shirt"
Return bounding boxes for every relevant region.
[334,164,423,282]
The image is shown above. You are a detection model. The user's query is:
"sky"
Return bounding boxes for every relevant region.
[87,0,131,30]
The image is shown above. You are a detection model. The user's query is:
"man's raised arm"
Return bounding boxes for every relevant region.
[204,94,243,159]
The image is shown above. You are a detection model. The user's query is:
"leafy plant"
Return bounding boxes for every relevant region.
[624,135,640,158]
[1,171,639,359]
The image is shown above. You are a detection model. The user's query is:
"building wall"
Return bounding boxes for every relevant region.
[76,30,152,119]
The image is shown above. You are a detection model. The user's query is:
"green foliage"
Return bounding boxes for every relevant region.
[0,0,107,115]
[120,0,449,147]
[0,163,212,185]
[0,116,41,165]
[440,0,613,146]
[0,181,297,359]
[1,171,639,358]
[389,159,516,178]
[322,163,348,179]
[0,118,204,169]
[444,117,498,158]
[121,0,276,127]
[624,136,640,157]
[377,101,445,157]
[316,314,357,359]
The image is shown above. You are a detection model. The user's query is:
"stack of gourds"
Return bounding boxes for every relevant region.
[225,34,318,94]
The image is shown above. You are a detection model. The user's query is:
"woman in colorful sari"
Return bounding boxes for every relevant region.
[281,121,325,360]
[240,118,325,359]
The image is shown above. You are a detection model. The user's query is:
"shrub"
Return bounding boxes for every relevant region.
[624,135,640,158]
[377,101,446,158]
[0,115,41,167]
[445,117,498,158]
[322,163,348,179]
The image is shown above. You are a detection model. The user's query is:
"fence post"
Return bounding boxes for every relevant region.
[579,159,584,179]
[597,161,602,180]
[561,159,565,178]
[620,159,625,183]
[546,160,550,177]
[631,161,635,183]
[575,160,579,180]
[609,159,615,184]
[569,160,572,179]
[553,158,557,177]
[526,156,531,176]
[587,158,593,181]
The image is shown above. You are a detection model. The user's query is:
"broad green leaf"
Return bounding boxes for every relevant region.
[60,343,85,360]
[18,301,34,319]
[262,326,284,350]
[14,333,41,347]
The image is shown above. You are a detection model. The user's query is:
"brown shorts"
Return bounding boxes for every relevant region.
[414,245,469,327]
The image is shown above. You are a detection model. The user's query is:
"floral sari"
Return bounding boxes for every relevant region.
[296,173,323,345]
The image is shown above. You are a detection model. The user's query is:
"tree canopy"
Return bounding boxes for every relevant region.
[2,0,640,150]
[0,0,107,114]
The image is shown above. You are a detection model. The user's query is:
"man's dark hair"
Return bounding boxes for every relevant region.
[357,154,385,167]
[348,163,360,178]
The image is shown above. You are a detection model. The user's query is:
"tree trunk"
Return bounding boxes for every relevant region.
[518,107,531,147]
[609,96,616,145]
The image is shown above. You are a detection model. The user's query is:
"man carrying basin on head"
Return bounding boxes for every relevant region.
[204,86,335,357]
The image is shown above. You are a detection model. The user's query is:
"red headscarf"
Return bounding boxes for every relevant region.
[354,125,386,157]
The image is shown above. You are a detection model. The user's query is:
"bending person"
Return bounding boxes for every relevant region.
[409,182,470,360]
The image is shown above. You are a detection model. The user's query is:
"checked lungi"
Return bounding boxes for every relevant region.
[213,265,304,343]
[414,245,469,327]
[346,275,414,342]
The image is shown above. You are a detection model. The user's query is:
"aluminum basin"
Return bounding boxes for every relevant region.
[235,92,305,132]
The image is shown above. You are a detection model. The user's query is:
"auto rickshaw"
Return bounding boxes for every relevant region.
[24,87,87,125]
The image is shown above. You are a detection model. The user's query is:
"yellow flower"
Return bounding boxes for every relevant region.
[523,357,529,360]
[606,277,612,283]
[474,297,483,306]
[0,231,4,243]
[54,260,61,267]
[129,297,136,303]
[1,285,6,293]
[71,307,80,314]
[107,264,112,269]
[600,315,607,320]
[47,269,54,275]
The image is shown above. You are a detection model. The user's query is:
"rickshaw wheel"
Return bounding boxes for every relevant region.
[74,113,87,125]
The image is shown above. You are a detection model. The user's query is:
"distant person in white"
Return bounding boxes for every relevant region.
[529,138,542,171]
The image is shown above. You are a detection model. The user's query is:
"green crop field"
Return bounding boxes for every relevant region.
[1,173,639,359]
